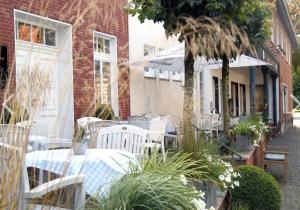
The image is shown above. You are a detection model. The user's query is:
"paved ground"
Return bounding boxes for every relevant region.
[267,113,300,210]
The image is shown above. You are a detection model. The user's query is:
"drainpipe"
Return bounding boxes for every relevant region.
[262,67,269,123]
[249,66,256,116]
[272,74,278,125]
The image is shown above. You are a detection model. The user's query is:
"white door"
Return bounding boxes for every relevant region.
[16,43,58,136]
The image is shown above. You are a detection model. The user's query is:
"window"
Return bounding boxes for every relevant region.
[239,84,246,116]
[212,77,220,113]
[31,25,44,44]
[230,82,239,117]
[144,45,155,56]
[45,28,56,46]
[94,32,115,106]
[94,60,112,105]
[171,71,182,81]
[16,21,56,46]
[283,85,289,114]
[144,45,156,78]
[18,22,30,42]
[158,69,169,80]
[94,36,111,54]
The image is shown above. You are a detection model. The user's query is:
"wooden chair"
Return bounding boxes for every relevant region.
[87,120,121,148]
[261,140,289,177]
[96,125,148,156]
[128,116,150,130]
[0,142,85,210]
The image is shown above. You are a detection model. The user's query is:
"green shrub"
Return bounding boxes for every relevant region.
[94,104,115,120]
[231,165,281,210]
[87,152,206,210]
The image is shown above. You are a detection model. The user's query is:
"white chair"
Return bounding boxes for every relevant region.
[87,120,121,148]
[211,113,221,138]
[128,116,150,130]
[146,117,172,158]
[77,117,101,130]
[199,114,220,137]
[96,125,148,156]
[0,142,85,210]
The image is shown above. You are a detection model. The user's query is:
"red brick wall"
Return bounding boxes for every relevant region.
[0,0,129,119]
[265,40,293,126]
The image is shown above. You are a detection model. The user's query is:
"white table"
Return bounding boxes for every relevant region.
[25,149,139,196]
[29,135,72,151]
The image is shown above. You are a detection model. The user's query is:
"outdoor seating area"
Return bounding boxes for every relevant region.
[0,112,285,210]
[0,0,299,209]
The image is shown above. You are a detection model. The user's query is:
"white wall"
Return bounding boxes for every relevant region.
[128,16,183,124]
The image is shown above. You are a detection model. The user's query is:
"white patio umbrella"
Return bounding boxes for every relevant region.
[128,44,271,72]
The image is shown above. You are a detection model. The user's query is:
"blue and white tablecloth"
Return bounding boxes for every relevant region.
[28,135,72,150]
[25,149,139,196]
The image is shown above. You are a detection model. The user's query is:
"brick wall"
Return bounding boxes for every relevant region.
[0,0,129,119]
[265,40,293,128]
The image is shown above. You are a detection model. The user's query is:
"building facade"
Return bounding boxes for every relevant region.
[0,0,129,138]
[128,0,297,133]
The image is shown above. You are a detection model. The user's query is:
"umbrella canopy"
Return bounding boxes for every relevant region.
[128,44,271,72]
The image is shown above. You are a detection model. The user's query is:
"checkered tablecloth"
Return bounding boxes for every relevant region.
[25,149,139,196]
[28,135,72,150]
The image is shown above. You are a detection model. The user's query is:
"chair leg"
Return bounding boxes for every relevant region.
[74,182,85,210]
[161,138,166,161]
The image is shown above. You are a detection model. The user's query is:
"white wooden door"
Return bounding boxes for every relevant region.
[15,42,58,136]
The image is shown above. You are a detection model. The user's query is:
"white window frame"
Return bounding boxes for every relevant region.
[93,31,118,113]
[15,20,57,48]
[143,45,156,78]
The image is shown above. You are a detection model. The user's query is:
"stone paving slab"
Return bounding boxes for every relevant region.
[267,121,300,210]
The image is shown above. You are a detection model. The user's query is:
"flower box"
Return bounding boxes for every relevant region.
[236,135,253,151]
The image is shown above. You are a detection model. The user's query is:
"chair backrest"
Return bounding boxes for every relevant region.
[149,117,168,133]
[0,126,28,209]
[199,114,213,130]
[128,116,150,130]
[96,125,148,154]
[77,117,101,129]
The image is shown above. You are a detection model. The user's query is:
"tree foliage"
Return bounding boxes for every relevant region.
[287,0,300,34]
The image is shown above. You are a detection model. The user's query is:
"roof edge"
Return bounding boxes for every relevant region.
[277,0,298,48]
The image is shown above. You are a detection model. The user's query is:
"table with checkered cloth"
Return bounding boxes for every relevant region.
[25,149,139,196]
[28,135,72,151]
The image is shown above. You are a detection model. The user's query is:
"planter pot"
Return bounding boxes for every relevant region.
[236,135,253,151]
[73,140,88,155]
[193,180,216,208]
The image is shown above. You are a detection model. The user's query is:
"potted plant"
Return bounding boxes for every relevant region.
[73,127,89,155]
[231,118,269,151]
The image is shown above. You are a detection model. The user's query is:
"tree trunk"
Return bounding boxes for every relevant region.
[221,55,230,137]
[182,40,195,148]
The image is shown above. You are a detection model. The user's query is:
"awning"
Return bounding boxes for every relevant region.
[128,44,272,72]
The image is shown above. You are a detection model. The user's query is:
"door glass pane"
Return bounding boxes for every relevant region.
[97,37,104,53]
[45,28,56,46]
[104,39,110,54]
[18,22,31,42]
[101,61,111,104]
[32,25,44,44]
[94,60,101,105]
